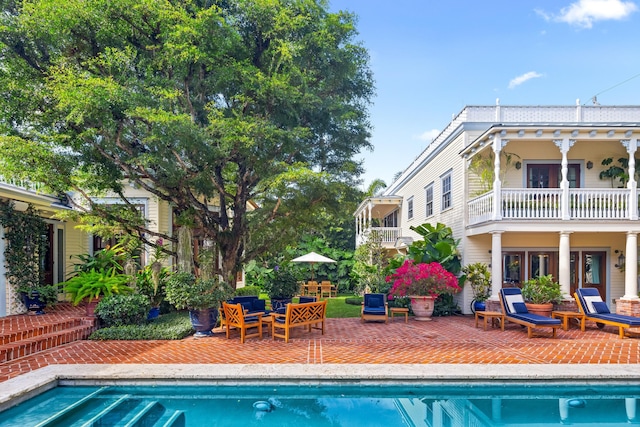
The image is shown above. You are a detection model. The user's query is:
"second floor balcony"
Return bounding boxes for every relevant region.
[468,188,637,225]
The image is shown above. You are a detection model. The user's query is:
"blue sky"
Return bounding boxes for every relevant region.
[328,0,640,190]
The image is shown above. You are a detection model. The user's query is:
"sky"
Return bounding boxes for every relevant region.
[328,0,640,190]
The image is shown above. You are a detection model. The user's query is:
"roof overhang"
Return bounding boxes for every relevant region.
[354,196,403,217]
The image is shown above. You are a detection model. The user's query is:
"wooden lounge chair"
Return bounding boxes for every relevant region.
[222,302,263,343]
[575,288,640,339]
[361,293,388,323]
[499,288,561,338]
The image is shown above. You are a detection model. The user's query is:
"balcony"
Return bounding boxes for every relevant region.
[468,188,636,225]
[356,227,401,247]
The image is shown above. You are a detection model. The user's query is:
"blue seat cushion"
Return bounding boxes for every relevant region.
[363,307,386,315]
[589,313,640,326]
[509,313,561,325]
[592,301,610,314]
[512,302,528,314]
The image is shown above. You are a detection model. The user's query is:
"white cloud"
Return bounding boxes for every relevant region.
[416,129,441,142]
[537,0,638,28]
[508,71,543,89]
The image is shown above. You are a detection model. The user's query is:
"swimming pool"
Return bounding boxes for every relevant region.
[1,364,640,426]
[2,382,640,426]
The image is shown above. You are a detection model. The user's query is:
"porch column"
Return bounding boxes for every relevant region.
[553,138,575,220]
[622,231,639,300]
[490,231,504,299]
[622,139,638,220]
[491,134,506,221]
[367,201,372,229]
[558,231,572,298]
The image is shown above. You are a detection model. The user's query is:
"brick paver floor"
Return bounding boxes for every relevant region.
[2,305,640,383]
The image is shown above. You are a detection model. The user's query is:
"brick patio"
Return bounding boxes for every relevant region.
[2,303,640,383]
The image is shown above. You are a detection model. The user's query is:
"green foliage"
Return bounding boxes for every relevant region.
[468,150,521,194]
[95,294,151,327]
[0,202,49,296]
[164,273,234,310]
[521,274,563,304]
[31,285,59,308]
[433,293,461,317]
[244,260,275,288]
[89,312,194,340]
[351,230,388,294]
[404,223,462,277]
[72,244,128,274]
[599,157,640,188]
[62,269,133,305]
[462,262,492,302]
[0,0,374,285]
[263,266,301,299]
[234,286,263,296]
[344,297,364,306]
[135,263,169,306]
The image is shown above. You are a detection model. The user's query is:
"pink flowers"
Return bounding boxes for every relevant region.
[386,260,461,299]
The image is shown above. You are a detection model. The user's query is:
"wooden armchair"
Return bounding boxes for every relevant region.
[320,281,336,298]
[222,302,263,343]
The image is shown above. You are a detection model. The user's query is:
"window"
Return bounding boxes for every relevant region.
[425,184,433,217]
[441,172,452,210]
[527,164,581,188]
[407,197,414,220]
[383,210,398,227]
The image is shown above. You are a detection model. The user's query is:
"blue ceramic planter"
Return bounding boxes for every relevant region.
[189,308,218,338]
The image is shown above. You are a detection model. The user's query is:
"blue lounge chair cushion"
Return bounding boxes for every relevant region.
[362,307,386,315]
[299,296,316,303]
[592,301,610,314]
[240,301,253,313]
[588,313,640,326]
[509,313,561,325]
[512,302,528,314]
[366,294,385,308]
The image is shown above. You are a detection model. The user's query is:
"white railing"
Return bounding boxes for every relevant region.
[468,188,636,224]
[502,188,562,219]
[468,192,493,223]
[569,188,628,219]
[357,227,401,246]
[0,176,45,193]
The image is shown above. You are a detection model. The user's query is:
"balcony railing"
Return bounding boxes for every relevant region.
[356,227,401,246]
[0,176,45,193]
[468,188,636,225]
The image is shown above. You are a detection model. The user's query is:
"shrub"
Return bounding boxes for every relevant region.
[235,285,262,296]
[95,294,151,327]
[344,296,363,305]
[89,311,193,340]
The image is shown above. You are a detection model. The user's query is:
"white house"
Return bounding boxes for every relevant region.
[355,102,640,315]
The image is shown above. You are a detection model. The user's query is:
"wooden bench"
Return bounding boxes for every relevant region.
[271,300,327,343]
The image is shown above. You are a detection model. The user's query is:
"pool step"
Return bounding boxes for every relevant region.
[31,390,185,427]
[0,305,95,363]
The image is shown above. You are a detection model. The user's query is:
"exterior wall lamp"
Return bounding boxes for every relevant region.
[615,249,625,270]
[586,161,593,169]
[515,161,522,170]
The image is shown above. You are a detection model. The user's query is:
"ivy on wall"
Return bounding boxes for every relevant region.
[0,201,48,293]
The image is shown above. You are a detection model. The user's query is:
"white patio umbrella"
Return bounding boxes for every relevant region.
[291,251,336,281]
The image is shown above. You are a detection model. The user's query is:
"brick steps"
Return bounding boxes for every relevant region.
[0,305,96,363]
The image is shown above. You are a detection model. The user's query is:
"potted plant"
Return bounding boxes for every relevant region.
[386,259,461,321]
[462,262,492,313]
[521,274,563,317]
[262,266,301,312]
[164,272,234,337]
[62,268,134,316]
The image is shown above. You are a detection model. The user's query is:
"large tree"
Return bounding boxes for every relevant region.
[0,0,374,284]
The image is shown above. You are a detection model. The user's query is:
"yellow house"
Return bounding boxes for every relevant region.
[355,102,640,315]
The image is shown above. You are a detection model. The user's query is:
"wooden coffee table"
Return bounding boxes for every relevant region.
[475,310,504,331]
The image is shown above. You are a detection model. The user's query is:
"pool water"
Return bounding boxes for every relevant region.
[1,383,639,426]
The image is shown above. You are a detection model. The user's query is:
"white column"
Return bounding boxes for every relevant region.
[491,135,505,221]
[553,138,575,220]
[559,232,572,298]
[623,139,638,220]
[367,202,372,229]
[623,232,639,300]
[490,231,504,299]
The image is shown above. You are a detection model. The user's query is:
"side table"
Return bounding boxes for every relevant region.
[475,310,504,331]
[389,307,409,323]
[552,311,584,331]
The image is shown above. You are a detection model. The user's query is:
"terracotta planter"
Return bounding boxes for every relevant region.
[525,302,553,317]
[410,295,436,321]
[85,297,102,317]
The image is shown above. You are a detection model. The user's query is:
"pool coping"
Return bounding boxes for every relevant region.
[3,363,640,411]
